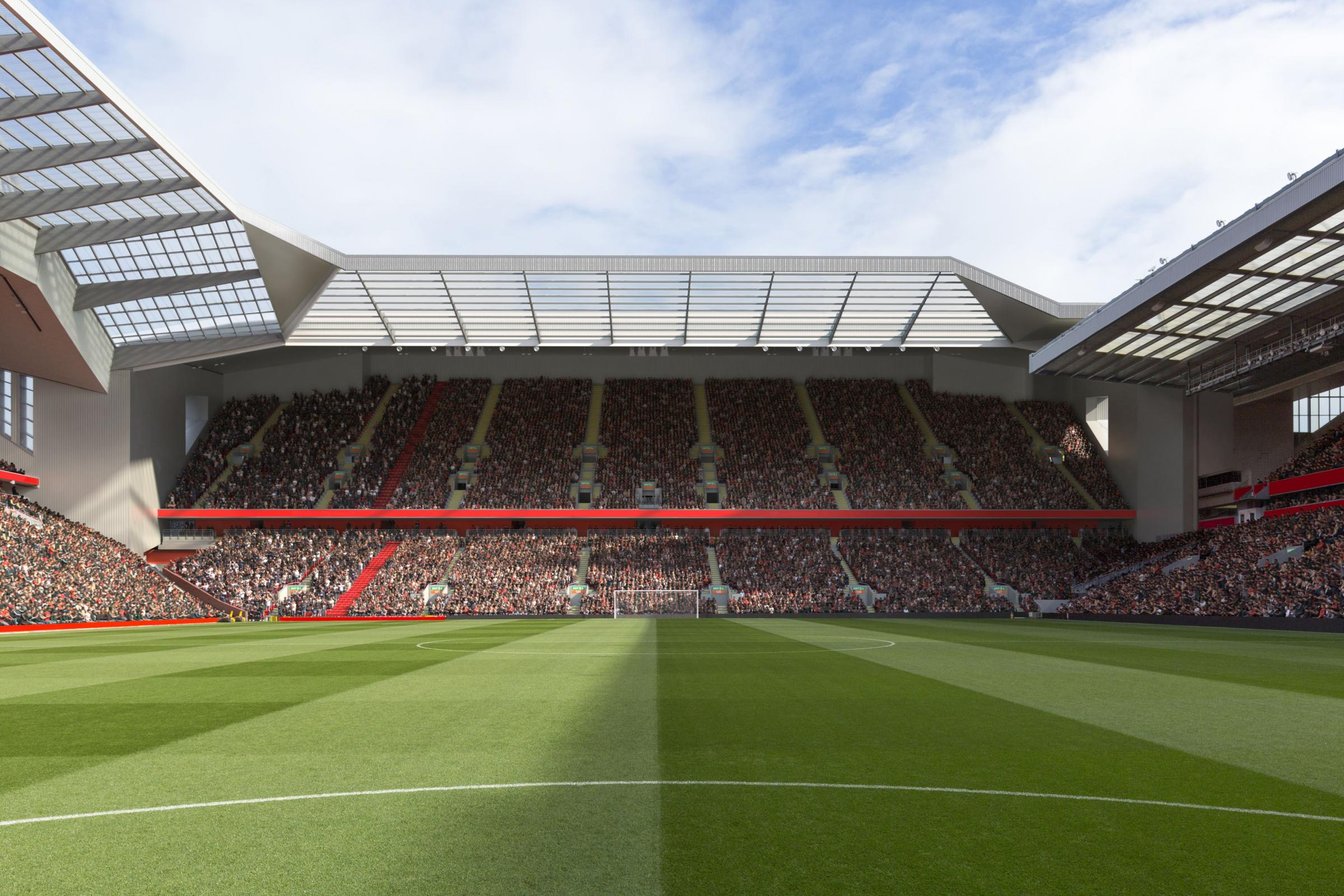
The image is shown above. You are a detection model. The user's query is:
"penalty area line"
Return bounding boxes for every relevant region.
[2,780,1342,829]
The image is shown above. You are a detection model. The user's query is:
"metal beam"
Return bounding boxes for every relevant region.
[34,209,232,253]
[604,270,614,344]
[682,271,693,345]
[73,269,261,311]
[0,89,104,122]
[0,32,45,55]
[436,272,469,344]
[354,271,394,342]
[0,137,157,178]
[519,271,541,344]
[753,271,776,344]
[0,176,197,222]
[826,272,859,344]
[899,273,941,345]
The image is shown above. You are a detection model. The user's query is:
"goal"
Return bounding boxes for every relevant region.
[611,589,701,618]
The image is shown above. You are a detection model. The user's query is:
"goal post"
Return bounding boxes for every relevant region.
[611,589,701,618]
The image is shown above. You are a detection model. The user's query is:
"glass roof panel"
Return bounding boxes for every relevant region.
[93,278,278,346]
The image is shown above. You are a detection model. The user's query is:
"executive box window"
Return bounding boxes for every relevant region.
[2,370,35,452]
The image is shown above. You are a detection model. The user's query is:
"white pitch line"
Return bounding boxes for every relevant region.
[2,780,1341,829]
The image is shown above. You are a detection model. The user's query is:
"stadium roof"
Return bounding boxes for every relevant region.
[0,0,1092,387]
[1032,149,1344,396]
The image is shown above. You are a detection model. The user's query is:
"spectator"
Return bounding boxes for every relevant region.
[332,377,434,508]
[1018,400,1127,509]
[388,379,491,508]
[717,528,851,613]
[1,494,207,624]
[440,529,578,615]
[172,528,340,619]
[840,529,1006,613]
[586,529,710,609]
[961,529,1095,602]
[707,379,830,508]
[597,379,699,508]
[166,394,279,507]
[464,379,590,509]
[807,378,960,509]
[350,532,458,616]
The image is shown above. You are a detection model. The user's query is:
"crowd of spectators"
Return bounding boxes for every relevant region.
[806,378,960,509]
[172,528,339,619]
[1268,483,1344,510]
[1270,422,1344,481]
[205,378,388,508]
[2,494,206,624]
[464,378,590,509]
[1069,508,1344,616]
[961,529,1096,602]
[0,457,27,475]
[166,394,280,508]
[840,529,1003,613]
[596,379,699,508]
[440,530,577,615]
[717,528,850,613]
[331,377,433,509]
[388,379,491,508]
[288,530,390,616]
[909,380,1083,509]
[587,529,710,605]
[706,379,830,508]
[1017,400,1128,509]
[349,533,456,616]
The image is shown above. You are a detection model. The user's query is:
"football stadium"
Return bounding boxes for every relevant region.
[2,1,1344,892]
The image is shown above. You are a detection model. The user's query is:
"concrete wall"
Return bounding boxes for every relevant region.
[3,367,221,553]
[1232,395,1294,482]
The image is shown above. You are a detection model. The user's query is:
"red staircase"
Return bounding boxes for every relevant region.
[373,381,447,509]
[326,541,401,617]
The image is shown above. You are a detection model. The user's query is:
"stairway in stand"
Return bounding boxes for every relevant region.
[326,541,401,617]
[373,381,447,508]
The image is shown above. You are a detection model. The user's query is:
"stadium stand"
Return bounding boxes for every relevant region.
[332,376,433,508]
[961,529,1096,602]
[0,457,27,475]
[587,529,711,604]
[717,528,852,613]
[166,394,280,508]
[908,380,1083,509]
[1271,421,1344,480]
[706,378,830,508]
[172,529,341,619]
[1069,507,1344,617]
[806,378,961,509]
[1017,400,1128,509]
[348,532,455,616]
[387,378,492,509]
[441,530,578,615]
[205,378,389,508]
[1,494,206,624]
[840,529,1007,613]
[464,378,590,509]
[597,378,699,508]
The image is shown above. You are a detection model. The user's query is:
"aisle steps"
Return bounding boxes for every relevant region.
[691,381,725,507]
[449,382,503,509]
[898,382,981,511]
[326,541,401,616]
[193,400,290,508]
[1004,400,1101,510]
[373,381,447,508]
[573,381,604,508]
[797,382,851,510]
[316,381,401,509]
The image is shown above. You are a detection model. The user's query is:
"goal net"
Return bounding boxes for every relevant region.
[611,589,701,618]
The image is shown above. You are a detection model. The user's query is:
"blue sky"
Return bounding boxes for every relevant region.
[33,0,1344,304]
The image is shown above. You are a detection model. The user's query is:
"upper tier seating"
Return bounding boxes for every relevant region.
[464,378,590,509]
[166,394,279,507]
[597,379,699,508]
[908,380,1083,509]
[717,528,851,613]
[205,377,388,508]
[0,457,27,475]
[839,529,1002,613]
[388,379,491,508]
[807,378,960,509]
[2,494,205,624]
[332,376,433,509]
[1016,400,1127,509]
[707,378,830,508]
[1271,419,1344,481]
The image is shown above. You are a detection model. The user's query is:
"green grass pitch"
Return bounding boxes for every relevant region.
[1,617,1342,894]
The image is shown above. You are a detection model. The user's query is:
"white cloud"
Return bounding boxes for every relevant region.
[38,0,1344,304]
